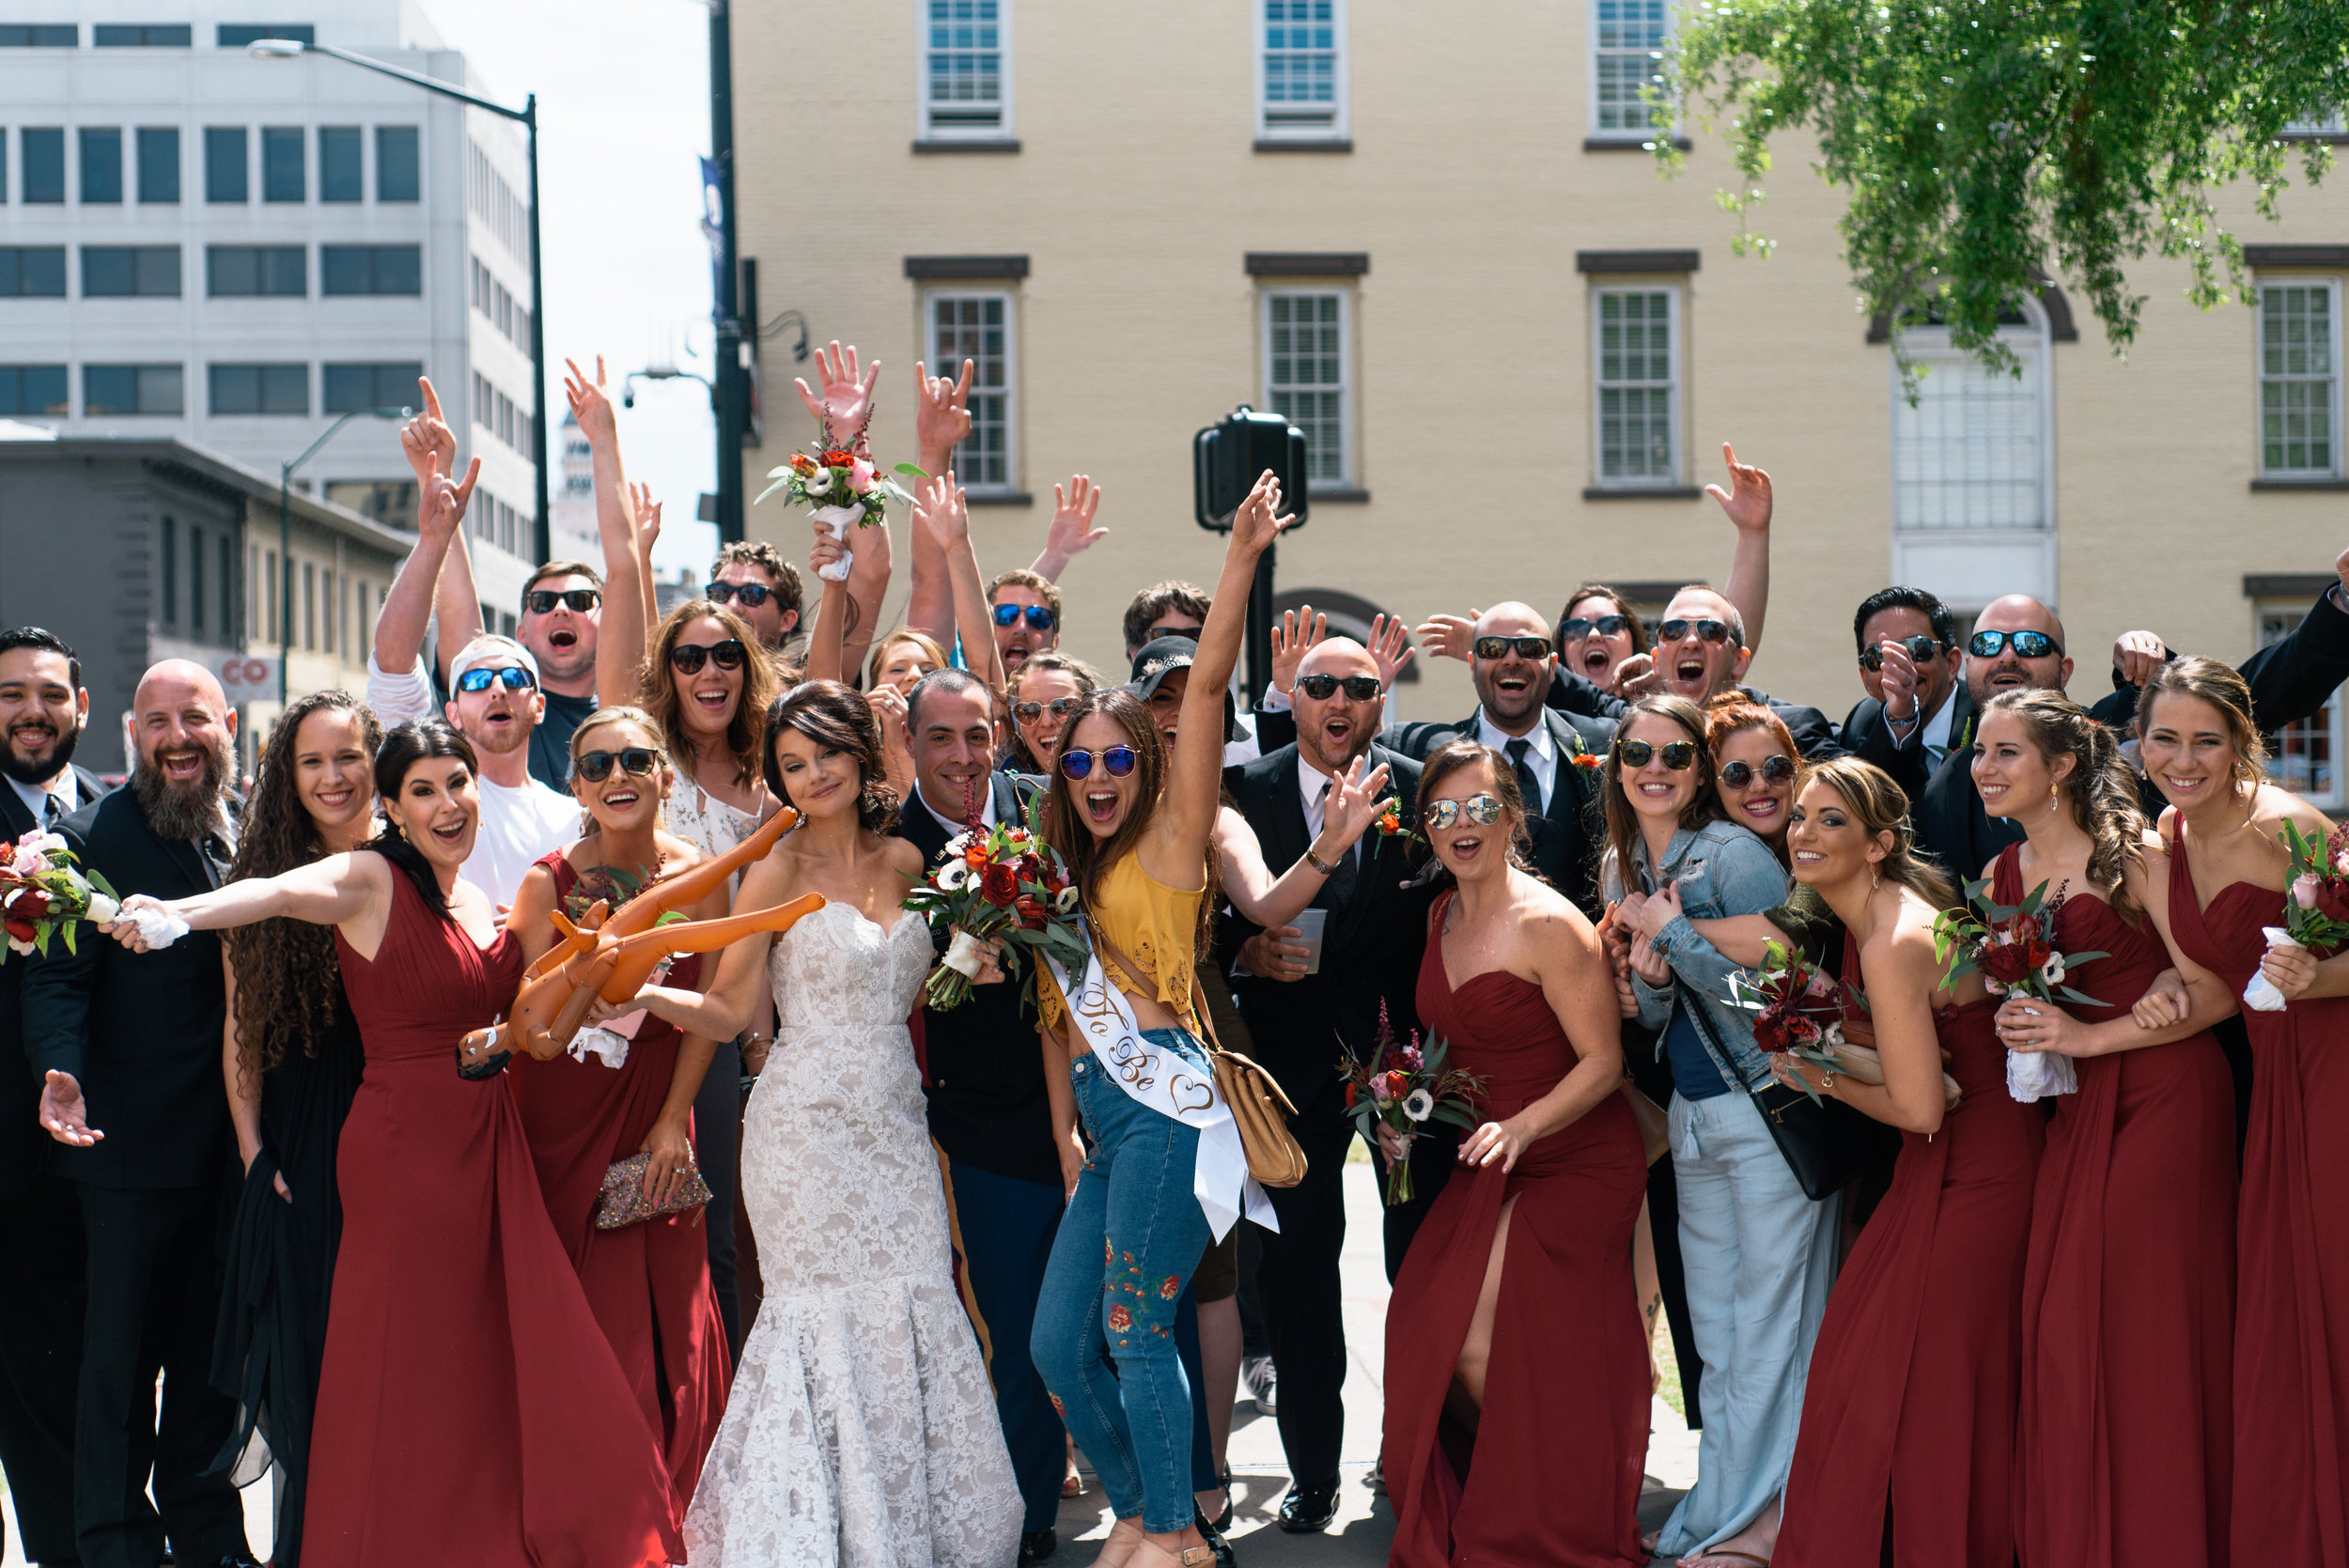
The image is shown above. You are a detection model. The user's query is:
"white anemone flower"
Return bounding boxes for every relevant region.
[1403,1089,1435,1123]
[2039,955,2065,988]
[937,862,971,892]
[1054,884,1081,913]
[802,466,833,497]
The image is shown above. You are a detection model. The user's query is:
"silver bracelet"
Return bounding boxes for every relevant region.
[1302,845,1339,876]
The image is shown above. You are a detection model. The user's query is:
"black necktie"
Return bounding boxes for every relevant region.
[41,794,59,827]
[1506,737,1544,817]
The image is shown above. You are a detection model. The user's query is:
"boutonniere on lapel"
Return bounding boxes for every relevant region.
[1371,800,1412,851]
[1566,734,1607,776]
[1954,715,1976,754]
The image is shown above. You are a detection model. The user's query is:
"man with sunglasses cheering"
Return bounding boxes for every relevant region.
[708,540,805,659]
[1841,587,1968,781]
[987,570,1062,676]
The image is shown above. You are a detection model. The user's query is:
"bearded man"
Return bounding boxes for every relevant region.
[24,660,257,1568]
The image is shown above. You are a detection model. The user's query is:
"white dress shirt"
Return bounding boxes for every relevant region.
[915,777,998,839]
[1476,709,1558,814]
[7,768,77,828]
[1892,688,1961,769]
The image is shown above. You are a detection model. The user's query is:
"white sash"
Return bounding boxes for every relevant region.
[1046,939,1278,1242]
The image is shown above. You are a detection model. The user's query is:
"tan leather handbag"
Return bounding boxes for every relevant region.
[1092,926,1308,1189]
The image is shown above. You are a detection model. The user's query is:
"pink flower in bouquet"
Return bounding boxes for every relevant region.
[848,457,878,495]
[2293,872,2324,910]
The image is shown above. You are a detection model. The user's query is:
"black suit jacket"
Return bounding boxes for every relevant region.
[22,786,233,1191]
[1378,707,1610,914]
[1221,743,1438,1109]
[1548,671,1844,759]
[895,772,1059,1188]
[1843,686,1977,808]
[0,765,108,1198]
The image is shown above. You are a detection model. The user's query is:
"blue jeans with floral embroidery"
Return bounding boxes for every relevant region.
[1032,1030,1212,1534]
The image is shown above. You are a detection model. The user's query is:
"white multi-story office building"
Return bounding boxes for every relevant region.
[0,0,542,618]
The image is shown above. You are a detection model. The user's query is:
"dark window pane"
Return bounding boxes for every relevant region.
[133,247,179,295]
[136,127,179,202]
[207,245,256,296]
[265,246,305,295]
[320,244,420,296]
[79,128,122,203]
[86,364,183,415]
[217,23,313,46]
[319,126,361,201]
[261,126,303,201]
[82,247,132,296]
[22,129,63,202]
[209,363,258,412]
[374,244,419,294]
[0,249,68,298]
[0,366,70,416]
[261,364,307,413]
[209,363,308,415]
[376,125,418,201]
[94,23,191,45]
[137,365,183,413]
[0,25,78,46]
[203,127,246,201]
[323,361,422,413]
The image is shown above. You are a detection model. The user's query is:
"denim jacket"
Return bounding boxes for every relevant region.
[1610,817,1789,1094]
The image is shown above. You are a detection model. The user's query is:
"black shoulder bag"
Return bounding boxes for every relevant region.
[1674,979,1898,1203]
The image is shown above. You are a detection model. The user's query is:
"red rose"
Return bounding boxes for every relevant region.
[1753,1015,1792,1053]
[1013,893,1047,930]
[3,916,34,945]
[980,862,1019,908]
[1107,1304,1133,1333]
[1979,942,2039,986]
[8,889,48,920]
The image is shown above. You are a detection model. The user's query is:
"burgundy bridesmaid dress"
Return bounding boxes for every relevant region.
[304,870,680,1568]
[2165,821,2349,1567]
[1382,892,1650,1567]
[2005,845,2236,1568]
[509,851,732,1518]
[1775,942,2043,1567]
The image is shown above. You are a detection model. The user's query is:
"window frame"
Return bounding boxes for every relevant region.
[206,244,306,299]
[208,362,310,417]
[0,365,70,416]
[2259,599,2347,810]
[1589,282,1684,489]
[86,364,184,417]
[21,129,64,203]
[923,287,1019,495]
[1588,0,1678,143]
[916,0,1015,144]
[2253,274,2342,481]
[78,127,123,204]
[134,127,179,203]
[319,125,364,203]
[0,248,69,299]
[261,125,304,203]
[320,244,422,297]
[81,245,182,299]
[1259,285,1355,490]
[1255,0,1348,144]
[376,125,420,202]
[203,126,247,203]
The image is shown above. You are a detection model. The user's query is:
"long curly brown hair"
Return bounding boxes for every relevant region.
[639,598,774,791]
[226,690,382,1077]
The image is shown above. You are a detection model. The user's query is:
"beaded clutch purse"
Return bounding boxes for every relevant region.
[593,1153,714,1231]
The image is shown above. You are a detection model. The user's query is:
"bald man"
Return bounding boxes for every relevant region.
[25,659,255,1568]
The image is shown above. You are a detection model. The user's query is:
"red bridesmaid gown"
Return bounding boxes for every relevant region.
[303,869,681,1568]
[509,852,732,1518]
[1775,946,2043,1567]
[1382,892,1650,1567]
[2006,845,2236,1568]
[2164,822,2349,1567]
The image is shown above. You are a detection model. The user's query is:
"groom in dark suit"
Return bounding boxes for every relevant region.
[0,628,108,1566]
[25,660,255,1568]
[892,668,1065,1565]
[1222,638,1440,1532]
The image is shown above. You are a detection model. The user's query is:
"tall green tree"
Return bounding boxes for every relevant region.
[1661,0,2349,372]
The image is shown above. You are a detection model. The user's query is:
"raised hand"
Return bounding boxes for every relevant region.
[911,471,970,550]
[1318,755,1395,849]
[1043,475,1108,561]
[416,457,483,547]
[1611,652,1661,696]
[565,356,619,448]
[1367,613,1416,689]
[2111,629,2167,687]
[1875,637,1921,722]
[1705,442,1773,534]
[398,376,457,485]
[808,517,850,581]
[913,357,974,463]
[796,341,879,443]
[629,481,663,556]
[38,1069,101,1146]
[1414,612,1479,664]
[1270,606,1328,691]
[1228,470,1295,559]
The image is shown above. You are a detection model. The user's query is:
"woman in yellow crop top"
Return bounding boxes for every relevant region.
[1025,472,1289,1568]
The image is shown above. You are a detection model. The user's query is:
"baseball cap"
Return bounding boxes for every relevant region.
[448,634,541,687]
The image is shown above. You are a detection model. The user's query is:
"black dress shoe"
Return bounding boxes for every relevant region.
[1018,1527,1057,1562]
[1277,1480,1340,1532]
[1194,1504,1237,1565]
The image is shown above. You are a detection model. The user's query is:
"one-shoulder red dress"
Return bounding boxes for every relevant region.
[508,851,731,1517]
[303,869,680,1568]
[2006,844,2236,1568]
[2165,821,2349,1567]
[1382,891,1650,1567]
[1775,942,2043,1567]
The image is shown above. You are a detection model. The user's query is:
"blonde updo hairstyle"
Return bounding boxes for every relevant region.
[1981,688,2148,923]
[2136,656,2267,787]
[1797,756,1956,909]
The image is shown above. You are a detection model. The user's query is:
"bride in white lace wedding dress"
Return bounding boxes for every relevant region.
[687,902,1022,1564]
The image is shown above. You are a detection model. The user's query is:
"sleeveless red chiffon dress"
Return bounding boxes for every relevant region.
[2164,820,2349,1567]
[2005,844,2236,1568]
[1382,891,1650,1567]
[508,851,731,1518]
[303,869,680,1568]
[1774,940,2043,1566]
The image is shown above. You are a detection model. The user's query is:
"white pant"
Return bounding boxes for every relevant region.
[1656,1088,1842,1558]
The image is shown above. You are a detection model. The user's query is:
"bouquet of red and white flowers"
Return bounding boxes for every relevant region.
[0,828,119,959]
[902,788,1086,1013]
[755,445,922,584]
[1725,940,1859,1100]
[1934,877,2106,1100]
[2246,818,2349,1011]
[1337,1001,1486,1205]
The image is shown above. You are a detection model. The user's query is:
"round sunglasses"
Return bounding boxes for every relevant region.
[708,582,777,608]
[1014,696,1084,724]
[1423,794,1504,831]
[575,747,661,784]
[1719,753,1798,791]
[1561,613,1633,641]
[1060,745,1138,780]
[1968,629,2061,660]
[669,639,748,675]
[1859,634,1943,671]
[1616,738,1699,770]
[455,665,536,694]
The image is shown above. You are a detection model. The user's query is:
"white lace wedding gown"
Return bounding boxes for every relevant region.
[685,902,1024,1566]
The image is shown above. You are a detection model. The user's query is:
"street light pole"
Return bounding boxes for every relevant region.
[278,406,410,705]
[251,37,551,563]
[708,1,747,544]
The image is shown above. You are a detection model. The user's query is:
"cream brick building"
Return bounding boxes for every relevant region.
[733,1,2349,802]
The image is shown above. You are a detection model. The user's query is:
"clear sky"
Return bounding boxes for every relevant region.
[422,0,722,576]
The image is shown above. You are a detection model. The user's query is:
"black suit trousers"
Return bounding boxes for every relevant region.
[1251,1070,1453,1492]
[0,1171,85,1563]
[73,1183,246,1568]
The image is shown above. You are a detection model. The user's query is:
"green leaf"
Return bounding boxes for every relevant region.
[894,462,929,478]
